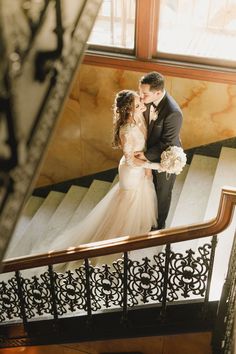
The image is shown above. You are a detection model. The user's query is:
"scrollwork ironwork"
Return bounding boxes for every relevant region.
[0,241,214,323]
[213,232,236,354]
[167,243,212,301]
[128,255,165,306]
[0,276,20,321]
[55,267,87,315]
[90,261,124,311]
[21,271,52,319]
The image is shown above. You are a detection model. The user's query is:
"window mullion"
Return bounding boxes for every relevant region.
[135,0,157,59]
[152,0,160,56]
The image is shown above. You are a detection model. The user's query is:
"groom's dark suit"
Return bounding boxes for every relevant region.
[143,92,183,229]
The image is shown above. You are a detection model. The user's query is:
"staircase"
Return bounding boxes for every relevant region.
[6,147,236,267]
[1,146,236,351]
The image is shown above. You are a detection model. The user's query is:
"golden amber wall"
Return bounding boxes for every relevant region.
[36,65,236,187]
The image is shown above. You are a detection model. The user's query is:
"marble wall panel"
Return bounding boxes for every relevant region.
[36,65,236,187]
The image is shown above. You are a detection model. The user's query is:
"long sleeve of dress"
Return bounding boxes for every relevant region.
[142,161,161,170]
[119,125,140,167]
[119,124,161,171]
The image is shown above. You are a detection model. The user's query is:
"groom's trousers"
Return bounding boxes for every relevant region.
[152,171,176,229]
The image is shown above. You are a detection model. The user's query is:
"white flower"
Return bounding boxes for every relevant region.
[149,106,158,123]
[160,146,187,175]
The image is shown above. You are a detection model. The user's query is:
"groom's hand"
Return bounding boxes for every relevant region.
[134,151,146,160]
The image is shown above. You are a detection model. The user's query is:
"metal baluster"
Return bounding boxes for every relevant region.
[84,258,92,326]
[48,265,58,321]
[202,235,218,317]
[121,251,128,325]
[15,270,28,328]
[212,231,236,354]
[160,243,171,319]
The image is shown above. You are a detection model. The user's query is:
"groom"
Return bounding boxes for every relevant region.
[135,71,183,230]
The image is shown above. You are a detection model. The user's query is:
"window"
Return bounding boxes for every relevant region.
[84,0,236,80]
[157,0,236,66]
[87,0,136,52]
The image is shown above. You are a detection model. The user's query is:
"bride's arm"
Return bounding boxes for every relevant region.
[120,126,162,170]
[120,127,142,167]
[141,160,161,170]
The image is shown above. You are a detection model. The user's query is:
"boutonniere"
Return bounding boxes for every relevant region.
[149,105,158,123]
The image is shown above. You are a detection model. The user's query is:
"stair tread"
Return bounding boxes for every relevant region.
[33,185,89,251]
[166,164,189,227]
[5,191,65,258]
[5,196,44,259]
[66,180,112,229]
[170,154,218,228]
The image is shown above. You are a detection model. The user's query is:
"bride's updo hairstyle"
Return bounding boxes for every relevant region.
[112,89,137,148]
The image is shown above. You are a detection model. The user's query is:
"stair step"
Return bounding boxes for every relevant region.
[171,154,218,228]
[200,147,236,300]
[169,154,218,257]
[4,196,44,259]
[32,185,88,253]
[66,180,112,229]
[6,191,65,258]
[166,164,189,227]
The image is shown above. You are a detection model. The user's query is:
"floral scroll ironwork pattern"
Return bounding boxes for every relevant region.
[167,243,212,301]
[0,242,214,322]
[55,267,87,315]
[128,253,165,306]
[89,260,124,311]
[0,276,21,321]
[21,272,53,319]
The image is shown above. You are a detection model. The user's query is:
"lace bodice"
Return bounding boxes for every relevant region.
[119,123,146,167]
[119,118,160,170]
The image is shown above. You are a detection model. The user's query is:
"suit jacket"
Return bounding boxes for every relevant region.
[144,92,183,162]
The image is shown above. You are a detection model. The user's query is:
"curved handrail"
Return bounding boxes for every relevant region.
[1,186,236,273]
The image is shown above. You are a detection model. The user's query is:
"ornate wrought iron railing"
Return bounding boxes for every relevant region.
[0,187,236,329]
[0,0,102,264]
[212,230,236,354]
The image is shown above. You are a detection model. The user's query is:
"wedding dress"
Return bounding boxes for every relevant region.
[27,115,158,263]
[2,115,159,275]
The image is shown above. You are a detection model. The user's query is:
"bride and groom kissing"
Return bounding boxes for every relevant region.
[16,71,184,262]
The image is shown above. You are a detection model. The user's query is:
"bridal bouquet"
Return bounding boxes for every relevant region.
[160,146,187,175]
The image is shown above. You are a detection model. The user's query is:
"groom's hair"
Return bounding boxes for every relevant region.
[140,71,165,92]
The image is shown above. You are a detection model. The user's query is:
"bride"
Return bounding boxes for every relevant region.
[25,90,162,259]
[32,90,162,258]
[6,90,163,267]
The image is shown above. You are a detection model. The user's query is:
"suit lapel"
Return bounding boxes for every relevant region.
[147,93,167,137]
[148,119,155,138]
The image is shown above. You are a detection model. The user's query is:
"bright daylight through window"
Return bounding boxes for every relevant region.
[88,0,136,50]
[158,0,236,64]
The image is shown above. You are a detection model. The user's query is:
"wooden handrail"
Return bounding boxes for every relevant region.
[1,186,236,273]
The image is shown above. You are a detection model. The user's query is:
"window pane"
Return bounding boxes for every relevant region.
[87,0,136,49]
[158,0,236,63]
